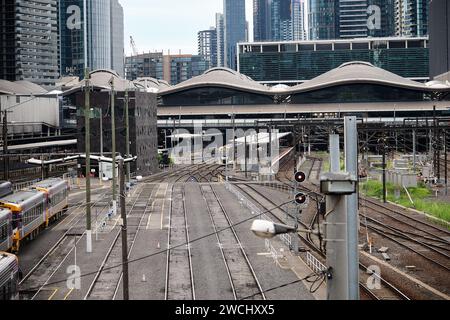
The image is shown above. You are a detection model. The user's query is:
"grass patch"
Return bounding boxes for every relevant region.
[360,179,450,223]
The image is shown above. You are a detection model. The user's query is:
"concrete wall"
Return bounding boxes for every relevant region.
[0,95,60,134]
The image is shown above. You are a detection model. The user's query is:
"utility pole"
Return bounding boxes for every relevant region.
[244,132,248,178]
[125,88,131,183]
[84,68,92,253]
[445,130,448,196]
[119,158,129,300]
[344,117,359,300]
[381,139,387,203]
[232,113,236,170]
[99,107,103,182]
[269,124,272,180]
[326,134,348,300]
[2,106,9,181]
[110,77,117,215]
[413,129,416,172]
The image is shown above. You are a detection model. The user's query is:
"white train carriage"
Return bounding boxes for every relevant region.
[0,208,13,252]
[0,181,13,199]
[0,252,19,300]
[0,191,46,252]
[31,178,69,226]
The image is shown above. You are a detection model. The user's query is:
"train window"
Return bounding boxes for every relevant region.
[0,222,7,241]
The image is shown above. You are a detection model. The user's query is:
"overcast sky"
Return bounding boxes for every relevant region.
[122,0,254,56]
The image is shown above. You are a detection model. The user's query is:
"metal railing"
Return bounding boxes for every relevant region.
[225,182,292,247]
[306,252,327,275]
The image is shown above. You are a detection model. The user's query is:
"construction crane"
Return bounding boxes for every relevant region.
[130,36,138,56]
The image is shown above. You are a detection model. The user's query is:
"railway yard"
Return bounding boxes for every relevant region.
[5,149,449,301]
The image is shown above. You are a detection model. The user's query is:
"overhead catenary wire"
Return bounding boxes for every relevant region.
[18,198,297,294]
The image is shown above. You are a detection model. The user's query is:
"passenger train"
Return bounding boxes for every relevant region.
[0,178,69,252]
[0,181,13,199]
[0,252,19,300]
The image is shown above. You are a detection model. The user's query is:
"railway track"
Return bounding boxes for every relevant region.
[200,183,266,300]
[164,184,195,300]
[19,188,112,299]
[268,150,412,300]
[84,184,156,300]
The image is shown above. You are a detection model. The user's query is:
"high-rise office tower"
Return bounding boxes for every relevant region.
[339,0,369,38]
[0,0,59,88]
[292,0,307,40]
[309,0,397,40]
[198,28,218,68]
[111,0,124,76]
[429,0,450,79]
[270,0,293,40]
[59,0,124,79]
[395,0,428,37]
[216,13,225,67]
[253,0,271,41]
[308,0,339,40]
[224,0,246,70]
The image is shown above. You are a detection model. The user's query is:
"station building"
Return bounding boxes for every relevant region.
[157,62,450,151]
[158,63,450,123]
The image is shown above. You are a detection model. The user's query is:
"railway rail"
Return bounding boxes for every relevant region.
[84,184,155,300]
[165,184,195,300]
[19,187,112,299]
[200,183,266,300]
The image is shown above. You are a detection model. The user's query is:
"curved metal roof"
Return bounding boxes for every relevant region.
[289,62,448,93]
[0,80,47,95]
[159,67,271,96]
[63,70,141,95]
[135,77,171,92]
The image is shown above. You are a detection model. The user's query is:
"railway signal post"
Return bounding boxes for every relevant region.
[291,171,307,254]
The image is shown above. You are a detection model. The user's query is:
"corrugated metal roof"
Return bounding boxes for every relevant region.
[289,62,448,93]
[159,67,271,95]
[0,80,47,95]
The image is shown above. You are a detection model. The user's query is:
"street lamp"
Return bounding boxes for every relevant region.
[250,220,317,239]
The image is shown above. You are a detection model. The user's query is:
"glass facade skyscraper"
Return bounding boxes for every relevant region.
[253,0,271,41]
[111,0,124,76]
[59,0,124,79]
[270,0,293,41]
[215,13,225,67]
[224,0,246,70]
[429,0,450,79]
[395,0,428,37]
[0,0,59,88]
[238,38,429,82]
[309,0,399,40]
[198,28,218,68]
[308,0,339,40]
[254,0,307,41]
[292,0,307,40]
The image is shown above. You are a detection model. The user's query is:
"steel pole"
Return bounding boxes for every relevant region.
[326,133,348,300]
[445,131,448,196]
[344,117,360,300]
[99,108,103,182]
[125,89,131,183]
[84,68,92,253]
[382,149,387,203]
[111,79,117,215]
[2,108,9,181]
[119,158,129,300]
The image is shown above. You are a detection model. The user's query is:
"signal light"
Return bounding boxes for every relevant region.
[295,192,307,205]
[294,171,306,183]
